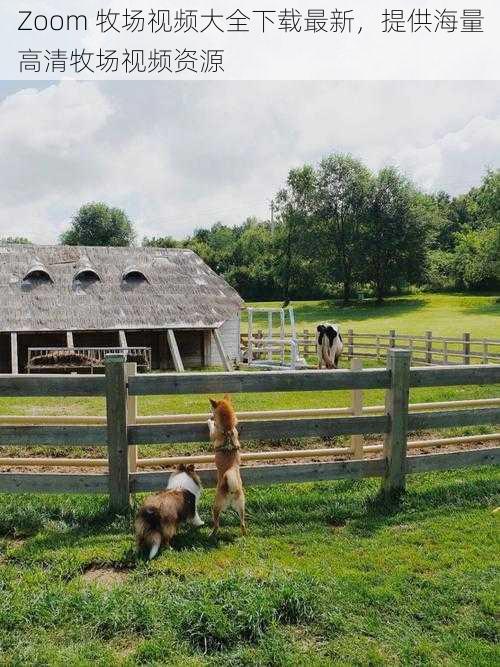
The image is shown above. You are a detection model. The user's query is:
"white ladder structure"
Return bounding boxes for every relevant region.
[246,306,308,369]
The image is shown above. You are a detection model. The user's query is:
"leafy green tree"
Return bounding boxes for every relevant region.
[362,168,428,302]
[61,202,135,246]
[452,227,499,289]
[274,165,319,300]
[315,155,373,303]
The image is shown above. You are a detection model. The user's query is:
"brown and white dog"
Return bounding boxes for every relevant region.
[208,395,246,536]
[317,323,343,369]
[135,464,204,559]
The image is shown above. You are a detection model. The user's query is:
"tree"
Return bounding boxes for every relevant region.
[0,236,32,244]
[60,202,135,246]
[362,168,428,302]
[452,227,499,290]
[315,155,373,303]
[274,165,319,300]
[142,235,179,248]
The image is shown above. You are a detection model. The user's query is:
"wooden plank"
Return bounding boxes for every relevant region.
[130,458,385,492]
[0,473,108,494]
[406,447,500,474]
[105,354,130,513]
[382,349,411,498]
[166,329,184,372]
[0,457,107,468]
[0,375,105,397]
[410,364,500,387]
[212,328,233,372]
[0,425,107,447]
[408,407,500,430]
[350,358,364,458]
[10,333,18,374]
[128,368,391,396]
[129,414,389,445]
[119,330,127,348]
[126,362,138,473]
[463,332,471,365]
[426,331,432,365]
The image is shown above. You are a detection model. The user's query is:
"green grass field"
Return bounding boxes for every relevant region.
[244,292,500,337]
[0,292,498,665]
[0,469,499,665]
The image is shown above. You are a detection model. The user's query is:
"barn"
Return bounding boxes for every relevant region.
[0,244,244,373]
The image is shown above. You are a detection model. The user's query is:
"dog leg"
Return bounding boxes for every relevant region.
[207,417,216,441]
[211,488,226,536]
[190,511,205,527]
[234,492,247,536]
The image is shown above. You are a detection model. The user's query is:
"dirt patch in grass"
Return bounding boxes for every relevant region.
[81,565,130,587]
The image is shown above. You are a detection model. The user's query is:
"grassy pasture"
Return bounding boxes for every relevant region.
[0,468,499,665]
[243,292,500,337]
[0,292,498,664]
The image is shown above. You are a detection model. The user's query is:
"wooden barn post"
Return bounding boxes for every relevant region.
[105,353,130,514]
[381,349,411,499]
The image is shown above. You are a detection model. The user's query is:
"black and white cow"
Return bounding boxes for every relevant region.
[316,324,343,369]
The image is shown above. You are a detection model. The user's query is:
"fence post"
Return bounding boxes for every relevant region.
[389,329,396,349]
[381,349,411,499]
[126,362,138,473]
[350,358,364,458]
[426,331,433,365]
[463,332,471,365]
[347,329,354,359]
[105,354,130,514]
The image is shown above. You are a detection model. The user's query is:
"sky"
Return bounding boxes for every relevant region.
[0,80,499,244]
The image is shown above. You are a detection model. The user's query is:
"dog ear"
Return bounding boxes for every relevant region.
[223,393,232,403]
[209,398,218,409]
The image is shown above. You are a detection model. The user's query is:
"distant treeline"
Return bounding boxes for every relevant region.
[3,155,498,302]
[144,156,499,302]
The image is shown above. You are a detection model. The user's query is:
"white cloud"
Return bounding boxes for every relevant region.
[0,80,499,243]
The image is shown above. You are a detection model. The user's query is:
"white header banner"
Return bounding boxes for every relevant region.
[0,0,498,80]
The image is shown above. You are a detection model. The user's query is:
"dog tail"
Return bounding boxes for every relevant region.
[148,533,161,560]
[136,506,163,559]
[224,467,241,494]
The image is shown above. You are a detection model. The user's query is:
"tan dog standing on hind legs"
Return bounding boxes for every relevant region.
[208,395,247,536]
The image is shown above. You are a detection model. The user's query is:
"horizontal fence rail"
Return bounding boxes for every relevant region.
[0,375,106,397]
[128,415,390,446]
[241,329,500,366]
[128,368,391,395]
[0,355,498,509]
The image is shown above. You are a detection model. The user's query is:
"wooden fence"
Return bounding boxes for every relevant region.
[241,330,500,366]
[0,352,499,512]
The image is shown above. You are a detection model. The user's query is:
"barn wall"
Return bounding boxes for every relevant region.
[208,314,241,366]
[0,334,11,373]
[17,332,67,373]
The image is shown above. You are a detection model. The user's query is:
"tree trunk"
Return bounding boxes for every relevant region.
[342,280,351,305]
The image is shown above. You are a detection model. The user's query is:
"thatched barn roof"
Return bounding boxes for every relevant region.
[0,245,243,333]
